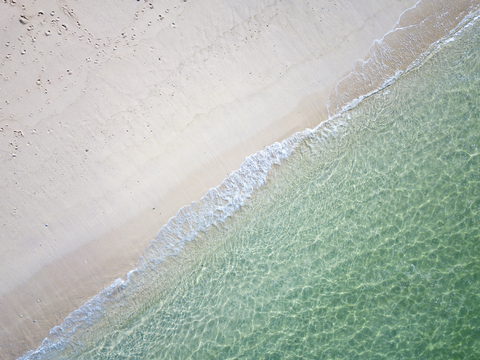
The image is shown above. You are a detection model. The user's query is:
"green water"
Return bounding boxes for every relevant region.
[80,19,480,359]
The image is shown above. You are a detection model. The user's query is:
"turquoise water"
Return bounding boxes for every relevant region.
[28,13,480,360]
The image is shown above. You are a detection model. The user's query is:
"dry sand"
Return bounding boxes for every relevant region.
[0,0,478,358]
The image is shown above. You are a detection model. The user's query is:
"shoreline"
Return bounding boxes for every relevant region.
[1,0,477,358]
[328,0,480,115]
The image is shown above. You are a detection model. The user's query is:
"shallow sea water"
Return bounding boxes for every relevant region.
[39,14,480,360]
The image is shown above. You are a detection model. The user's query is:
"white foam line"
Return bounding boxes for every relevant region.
[380,0,423,40]
[326,0,423,119]
[328,6,480,121]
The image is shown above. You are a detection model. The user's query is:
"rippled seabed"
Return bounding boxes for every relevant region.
[79,19,480,360]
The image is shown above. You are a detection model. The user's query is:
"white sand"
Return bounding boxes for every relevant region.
[1,0,477,358]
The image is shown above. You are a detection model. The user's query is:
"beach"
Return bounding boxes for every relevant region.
[1,0,478,358]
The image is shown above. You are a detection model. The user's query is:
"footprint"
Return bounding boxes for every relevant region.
[19,15,29,25]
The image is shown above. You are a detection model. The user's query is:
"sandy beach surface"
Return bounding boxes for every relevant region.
[1,0,478,358]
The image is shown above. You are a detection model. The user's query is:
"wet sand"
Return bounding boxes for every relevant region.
[1,0,478,358]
